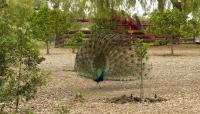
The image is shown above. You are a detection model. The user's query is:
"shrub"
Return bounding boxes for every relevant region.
[65,32,85,46]
[58,106,70,114]
[74,92,85,103]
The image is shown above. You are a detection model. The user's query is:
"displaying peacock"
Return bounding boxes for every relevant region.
[75,31,140,81]
[74,15,150,81]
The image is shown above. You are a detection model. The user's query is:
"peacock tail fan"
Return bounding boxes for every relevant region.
[75,31,141,81]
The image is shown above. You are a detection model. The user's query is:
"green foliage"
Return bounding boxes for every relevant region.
[89,0,136,17]
[30,6,71,52]
[133,38,150,77]
[133,39,150,100]
[184,18,200,38]
[22,108,34,114]
[58,106,70,114]
[90,10,130,32]
[90,19,114,31]
[134,39,149,59]
[148,9,187,55]
[50,9,71,36]
[0,1,47,112]
[171,0,200,14]
[30,6,71,40]
[0,0,7,8]
[148,9,186,38]
[66,32,85,46]
[29,7,53,41]
[74,92,85,103]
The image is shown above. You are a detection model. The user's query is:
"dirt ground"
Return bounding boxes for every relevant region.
[22,44,200,114]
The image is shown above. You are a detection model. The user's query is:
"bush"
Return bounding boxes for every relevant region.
[65,31,85,46]
[0,38,47,112]
[74,92,85,103]
[58,106,70,114]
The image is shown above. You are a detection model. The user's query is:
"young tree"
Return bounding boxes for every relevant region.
[30,7,53,54]
[133,39,149,101]
[30,7,71,54]
[0,1,46,112]
[148,9,186,55]
[50,9,71,48]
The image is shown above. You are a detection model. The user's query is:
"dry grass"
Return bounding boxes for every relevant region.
[21,44,200,114]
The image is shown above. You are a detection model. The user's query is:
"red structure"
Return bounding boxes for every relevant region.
[112,16,154,42]
[59,16,154,47]
[75,16,155,41]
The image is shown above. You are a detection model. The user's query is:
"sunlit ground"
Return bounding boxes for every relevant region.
[21,44,200,114]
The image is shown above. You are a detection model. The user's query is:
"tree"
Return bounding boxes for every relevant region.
[171,0,200,14]
[185,15,200,40]
[151,0,200,14]
[30,7,71,54]
[50,9,71,48]
[134,39,149,101]
[148,9,186,55]
[30,7,52,54]
[50,0,200,18]
[0,0,46,112]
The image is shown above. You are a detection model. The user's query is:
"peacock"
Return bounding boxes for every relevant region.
[75,15,147,81]
[75,31,139,81]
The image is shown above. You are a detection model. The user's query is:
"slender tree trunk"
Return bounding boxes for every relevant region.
[15,68,21,112]
[15,62,21,113]
[170,37,174,55]
[72,48,75,53]
[140,59,144,102]
[158,0,165,11]
[55,34,59,48]
[46,40,50,54]
[16,35,23,113]
[193,34,196,43]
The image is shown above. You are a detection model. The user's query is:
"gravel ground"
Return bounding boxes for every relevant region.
[21,44,200,114]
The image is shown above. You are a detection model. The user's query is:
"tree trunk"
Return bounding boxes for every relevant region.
[55,34,59,48]
[16,34,23,113]
[158,0,165,11]
[16,57,22,113]
[72,48,75,53]
[193,34,196,43]
[170,37,174,55]
[15,91,19,113]
[140,59,144,102]
[46,40,50,54]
